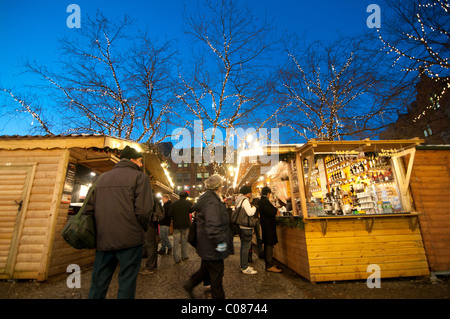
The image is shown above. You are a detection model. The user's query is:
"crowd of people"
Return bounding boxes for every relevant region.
[85,146,283,299]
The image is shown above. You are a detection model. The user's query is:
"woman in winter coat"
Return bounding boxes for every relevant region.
[259,186,282,273]
[183,174,233,299]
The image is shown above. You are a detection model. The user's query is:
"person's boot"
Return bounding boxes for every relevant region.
[167,247,172,255]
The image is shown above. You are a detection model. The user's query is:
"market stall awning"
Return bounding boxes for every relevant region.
[0,134,174,193]
[297,138,424,156]
[234,144,302,189]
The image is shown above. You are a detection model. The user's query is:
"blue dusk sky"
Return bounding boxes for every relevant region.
[0,0,379,136]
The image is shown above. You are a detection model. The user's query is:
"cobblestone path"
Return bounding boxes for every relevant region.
[0,237,310,299]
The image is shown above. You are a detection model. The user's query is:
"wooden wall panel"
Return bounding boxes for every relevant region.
[304,217,429,283]
[0,150,62,279]
[411,149,450,272]
[274,225,310,280]
[47,152,96,278]
[47,202,95,278]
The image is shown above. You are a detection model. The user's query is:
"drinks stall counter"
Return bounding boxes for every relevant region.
[236,138,431,283]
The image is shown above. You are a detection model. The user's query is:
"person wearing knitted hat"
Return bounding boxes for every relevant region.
[119,145,143,168]
[183,174,233,299]
[235,185,257,274]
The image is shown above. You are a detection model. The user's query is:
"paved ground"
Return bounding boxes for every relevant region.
[1,237,449,300]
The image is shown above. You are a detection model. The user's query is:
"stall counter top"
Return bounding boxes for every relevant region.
[303,212,420,220]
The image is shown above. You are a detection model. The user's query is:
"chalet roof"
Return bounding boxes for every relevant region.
[0,134,174,193]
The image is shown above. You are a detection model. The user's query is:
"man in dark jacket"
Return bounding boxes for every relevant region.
[86,145,153,298]
[167,191,193,263]
[259,186,282,273]
[183,175,233,299]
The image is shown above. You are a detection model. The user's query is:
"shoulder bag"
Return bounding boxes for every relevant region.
[232,198,257,227]
[61,180,98,250]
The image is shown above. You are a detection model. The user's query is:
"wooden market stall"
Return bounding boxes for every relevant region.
[0,134,174,281]
[409,145,450,274]
[235,138,431,283]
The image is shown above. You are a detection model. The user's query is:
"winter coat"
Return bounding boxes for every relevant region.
[192,190,234,260]
[259,195,278,245]
[168,198,193,229]
[159,200,172,226]
[86,159,153,251]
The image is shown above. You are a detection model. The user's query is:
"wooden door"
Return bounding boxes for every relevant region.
[0,164,36,279]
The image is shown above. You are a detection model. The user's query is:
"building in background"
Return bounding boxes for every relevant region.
[380,74,449,144]
[156,143,214,199]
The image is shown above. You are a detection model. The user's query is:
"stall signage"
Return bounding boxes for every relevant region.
[378,149,402,157]
[61,163,77,204]
[335,150,360,155]
[330,148,403,157]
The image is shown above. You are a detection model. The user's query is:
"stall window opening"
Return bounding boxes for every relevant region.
[307,153,404,217]
[69,164,98,215]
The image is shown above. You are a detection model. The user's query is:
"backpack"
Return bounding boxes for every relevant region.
[152,197,165,222]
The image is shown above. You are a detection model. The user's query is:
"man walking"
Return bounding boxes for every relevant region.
[86,145,153,298]
[167,191,193,263]
[183,174,233,299]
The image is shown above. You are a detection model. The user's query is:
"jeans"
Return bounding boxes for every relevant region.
[239,228,253,270]
[159,225,172,251]
[173,228,189,263]
[185,259,225,299]
[88,245,142,299]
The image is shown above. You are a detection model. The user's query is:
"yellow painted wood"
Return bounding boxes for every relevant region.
[304,218,429,282]
[275,214,430,283]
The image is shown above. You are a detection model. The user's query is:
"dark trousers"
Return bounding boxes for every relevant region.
[264,244,274,269]
[185,259,225,299]
[144,223,158,270]
[88,245,142,299]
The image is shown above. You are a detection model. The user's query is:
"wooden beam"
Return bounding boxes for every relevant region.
[37,149,70,281]
[287,159,298,216]
[296,152,308,218]
[3,164,37,279]
[391,148,416,212]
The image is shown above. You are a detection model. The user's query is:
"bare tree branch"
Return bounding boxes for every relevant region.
[1,11,177,143]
